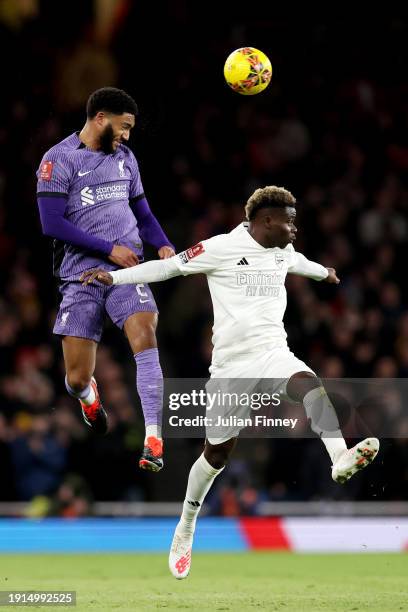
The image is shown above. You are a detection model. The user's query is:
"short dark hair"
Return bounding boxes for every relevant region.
[245,186,296,220]
[86,87,138,119]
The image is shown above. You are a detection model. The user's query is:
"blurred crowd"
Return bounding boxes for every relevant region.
[0,2,407,513]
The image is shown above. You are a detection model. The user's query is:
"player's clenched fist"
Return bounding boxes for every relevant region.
[80,269,114,286]
[158,246,176,259]
[109,245,139,268]
[325,268,340,284]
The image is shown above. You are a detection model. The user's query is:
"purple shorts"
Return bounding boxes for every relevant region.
[54,280,158,342]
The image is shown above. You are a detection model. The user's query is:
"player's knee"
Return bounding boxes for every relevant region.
[66,372,92,393]
[286,372,322,402]
[205,448,228,469]
[204,439,235,469]
[132,322,157,350]
[141,322,157,342]
[125,313,158,353]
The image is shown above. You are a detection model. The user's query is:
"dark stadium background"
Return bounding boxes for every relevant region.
[0,1,407,516]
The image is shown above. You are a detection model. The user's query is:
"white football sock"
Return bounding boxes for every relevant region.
[65,376,96,405]
[303,386,347,464]
[177,453,224,535]
[145,425,162,442]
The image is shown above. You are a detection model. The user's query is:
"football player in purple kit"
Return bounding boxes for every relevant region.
[36,87,174,472]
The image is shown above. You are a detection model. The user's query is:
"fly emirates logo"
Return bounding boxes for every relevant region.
[80,183,127,206]
[235,271,284,297]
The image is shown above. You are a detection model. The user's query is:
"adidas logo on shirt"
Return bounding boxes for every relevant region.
[237,257,249,266]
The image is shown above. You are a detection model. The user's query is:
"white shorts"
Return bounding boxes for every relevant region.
[206,346,314,445]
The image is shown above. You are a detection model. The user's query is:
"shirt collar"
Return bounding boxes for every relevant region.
[239,222,279,252]
[73,132,85,149]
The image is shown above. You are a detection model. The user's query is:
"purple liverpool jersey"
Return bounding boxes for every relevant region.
[36,132,144,280]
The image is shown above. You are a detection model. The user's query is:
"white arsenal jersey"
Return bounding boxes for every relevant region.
[173,223,328,364]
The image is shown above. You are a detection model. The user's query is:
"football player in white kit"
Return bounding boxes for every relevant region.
[81,186,380,579]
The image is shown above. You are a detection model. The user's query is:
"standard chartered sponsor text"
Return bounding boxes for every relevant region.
[95,184,127,200]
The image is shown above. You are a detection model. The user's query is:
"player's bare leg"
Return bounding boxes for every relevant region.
[169,438,237,579]
[124,312,164,472]
[63,336,108,434]
[286,372,379,483]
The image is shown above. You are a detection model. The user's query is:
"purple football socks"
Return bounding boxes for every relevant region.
[134,348,163,440]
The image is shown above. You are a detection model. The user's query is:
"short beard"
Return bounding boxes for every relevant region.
[99,124,116,154]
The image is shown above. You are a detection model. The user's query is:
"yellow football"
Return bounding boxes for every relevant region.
[223,47,272,95]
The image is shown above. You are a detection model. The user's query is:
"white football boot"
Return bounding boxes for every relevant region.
[169,526,194,580]
[332,437,380,484]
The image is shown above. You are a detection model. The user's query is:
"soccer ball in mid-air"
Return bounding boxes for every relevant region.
[223,47,272,95]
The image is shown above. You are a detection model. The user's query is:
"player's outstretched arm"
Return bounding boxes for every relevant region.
[80,256,182,287]
[288,250,340,283]
[81,239,219,286]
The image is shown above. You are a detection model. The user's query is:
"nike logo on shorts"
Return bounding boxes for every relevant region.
[140,299,150,303]
[78,170,92,176]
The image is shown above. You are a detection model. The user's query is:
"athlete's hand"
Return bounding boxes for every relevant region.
[158,245,176,259]
[109,245,139,268]
[80,268,114,286]
[325,268,340,284]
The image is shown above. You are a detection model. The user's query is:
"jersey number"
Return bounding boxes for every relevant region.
[136,283,148,297]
